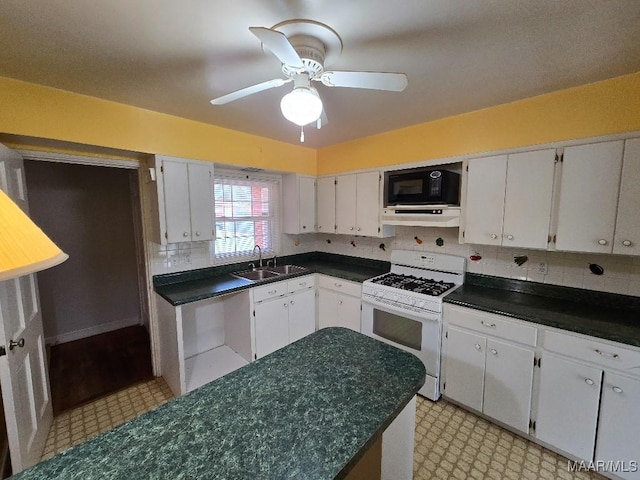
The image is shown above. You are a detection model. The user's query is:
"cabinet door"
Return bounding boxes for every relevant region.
[443,327,486,412]
[355,171,380,236]
[595,372,640,479]
[555,141,624,253]
[536,354,601,461]
[162,160,192,243]
[613,138,640,255]
[335,174,357,234]
[483,339,534,433]
[464,155,508,245]
[298,176,316,233]
[502,149,556,249]
[254,299,289,359]
[338,294,361,332]
[318,289,339,329]
[288,288,316,343]
[188,162,214,241]
[316,177,336,233]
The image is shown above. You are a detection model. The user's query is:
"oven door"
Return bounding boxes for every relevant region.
[361,298,441,378]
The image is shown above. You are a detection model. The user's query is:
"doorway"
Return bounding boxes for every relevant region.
[23,160,152,414]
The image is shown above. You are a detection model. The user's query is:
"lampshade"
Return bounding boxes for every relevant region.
[0,188,68,281]
[280,86,323,126]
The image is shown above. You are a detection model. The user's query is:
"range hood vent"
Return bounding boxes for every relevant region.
[381,205,460,228]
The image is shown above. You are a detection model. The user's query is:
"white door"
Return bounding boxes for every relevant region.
[355,171,380,236]
[555,141,624,253]
[254,299,289,358]
[316,177,335,233]
[443,326,485,412]
[483,339,534,433]
[613,138,640,255]
[0,144,53,472]
[288,288,316,343]
[161,160,191,243]
[335,174,357,235]
[464,155,508,245]
[595,372,640,480]
[187,162,214,242]
[536,353,601,461]
[502,149,556,249]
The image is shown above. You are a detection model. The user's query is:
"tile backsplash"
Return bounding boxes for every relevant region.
[149,227,640,297]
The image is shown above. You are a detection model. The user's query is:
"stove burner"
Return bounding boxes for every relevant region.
[371,273,455,296]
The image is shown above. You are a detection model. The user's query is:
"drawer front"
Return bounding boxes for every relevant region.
[317,275,361,298]
[253,282,288,303]
[445,305,537,347]
[287,275,315,294]
[543,330,640,372]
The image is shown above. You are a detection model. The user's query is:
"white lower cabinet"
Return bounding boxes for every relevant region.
[443,314,534,433]
[317,275,362,332]
[252,275,316,359]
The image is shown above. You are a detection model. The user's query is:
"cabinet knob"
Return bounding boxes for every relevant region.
[594,349,619,359]
[598,239,608,246]
[290,300,295,305]
[195,231,201,237]
[612,386,623,394]
[622,240,632,247]
[357,227,361,231]
[480,321,496,328]
[350,227,354,231]
[506,235,514,241]
[475,344,481,350]
[302,225,306,229]
[490,234,498,239]
[338,300,343,305]
[585,378,595,386]
[490,349,498,355]
[183,232,189,237]
[284,303,288,308]
[318,225,322,229]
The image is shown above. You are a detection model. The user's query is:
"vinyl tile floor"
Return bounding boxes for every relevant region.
[42,381,605,479]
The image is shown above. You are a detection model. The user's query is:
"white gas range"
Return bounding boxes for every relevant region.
[361,250,466,400]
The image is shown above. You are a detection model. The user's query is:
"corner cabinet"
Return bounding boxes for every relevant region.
[144,155,214,245]
[612,138,640,255]
[282,174,316,234]
[317,275,362,332]
[442,304,536,434]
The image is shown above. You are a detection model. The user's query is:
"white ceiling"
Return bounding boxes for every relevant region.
[1,1,639,149]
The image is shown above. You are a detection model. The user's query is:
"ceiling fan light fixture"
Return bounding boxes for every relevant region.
[280,85,323,126]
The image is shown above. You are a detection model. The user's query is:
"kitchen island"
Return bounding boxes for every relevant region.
[12,328,425,480]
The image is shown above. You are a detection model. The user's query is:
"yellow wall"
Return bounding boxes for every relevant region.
[0,76,316,174]
[317,71,640,174]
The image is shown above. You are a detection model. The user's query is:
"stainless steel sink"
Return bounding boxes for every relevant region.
[268,264,308,275]
[232,269,281,281]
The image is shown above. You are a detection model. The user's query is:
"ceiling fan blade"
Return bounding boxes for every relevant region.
[210,78,291,105]
[249,27,304,68]
[320,71,408,92]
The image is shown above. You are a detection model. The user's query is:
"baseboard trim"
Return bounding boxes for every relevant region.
[46,317,141,345]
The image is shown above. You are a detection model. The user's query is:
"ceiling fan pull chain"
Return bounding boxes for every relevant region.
[300,126,305,143]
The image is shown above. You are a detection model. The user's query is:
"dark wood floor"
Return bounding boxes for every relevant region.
[48,325,153,415]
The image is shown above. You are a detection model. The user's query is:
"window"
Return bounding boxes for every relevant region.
[212,171,280,263]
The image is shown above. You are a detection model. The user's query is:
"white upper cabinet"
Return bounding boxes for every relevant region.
[335,173,358,235]
[148,156,214,244]
[555,141,624,253]
[465,155,507,246]
[613,138,640,255]
[282,174,316,234]
[316,176,336,233]
[465,150,556,249]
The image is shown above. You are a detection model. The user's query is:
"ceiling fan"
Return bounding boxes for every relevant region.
[210,20,408,141]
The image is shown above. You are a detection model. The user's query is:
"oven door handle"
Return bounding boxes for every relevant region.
[361,297,440,323]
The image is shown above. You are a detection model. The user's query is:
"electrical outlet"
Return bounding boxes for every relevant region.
[538,262,548,275]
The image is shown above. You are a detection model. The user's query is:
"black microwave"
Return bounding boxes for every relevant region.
[384,168,460,206]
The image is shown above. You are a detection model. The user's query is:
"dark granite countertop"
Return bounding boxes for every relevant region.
[154,252,389,306]
[444,274,640,348]
[13,328,425,480]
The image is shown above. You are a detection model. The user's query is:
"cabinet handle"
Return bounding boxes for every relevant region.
[490,234,498,239]
[506,235,514,241]
[622,240,632,247]
[475,344,481,350]
[490,348,498,355]
[585,378,595,386]
[183,232,189,237]
[334,283,342,288]
[594,349,619,359]
[9,338,25,350]
[480,321,496,328]
[299,282,307,286]
[268,290,277,295]
[598,239,608,246]
[195,231,201,237]
[612,386,623,394]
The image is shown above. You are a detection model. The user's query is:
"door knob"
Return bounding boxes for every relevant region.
[9,338,25,351]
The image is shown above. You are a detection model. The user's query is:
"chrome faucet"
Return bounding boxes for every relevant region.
[253,244,262,268]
